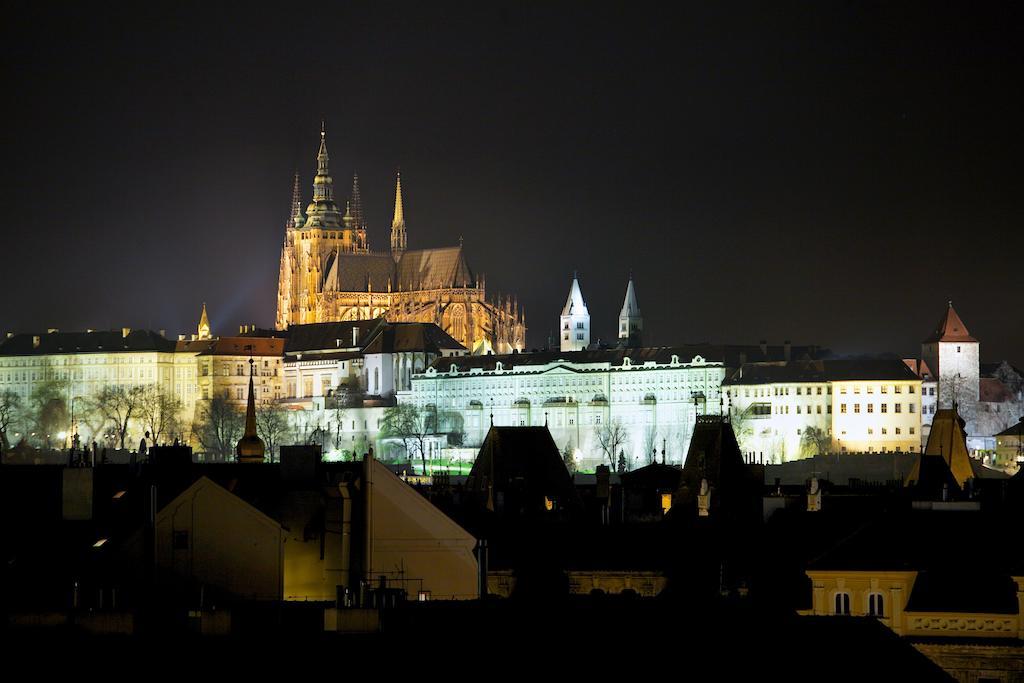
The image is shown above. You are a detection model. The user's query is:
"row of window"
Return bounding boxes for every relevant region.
[839,403,915,414]
[834,592,885,617]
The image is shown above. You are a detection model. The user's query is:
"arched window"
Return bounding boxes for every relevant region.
[868,593,884,617]
[450,306,466,344]
[834,592,851,615]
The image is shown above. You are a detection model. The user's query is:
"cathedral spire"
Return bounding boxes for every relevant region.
[312,122,334,203]
[290,172,304,228]
[351,172,366,231]
[390,170,407,260]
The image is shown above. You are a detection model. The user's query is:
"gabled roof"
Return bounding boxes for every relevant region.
[323,253,396,293]
[396,246,474,290]
[284,319,385,353]
[905,408,974,492]
[923,303,977,344]
[0,329,177,355]
[176,337,284,357]
[725,359,919,385]
[902,358,934,380]
[996,420,1024,437]
[466,426,579,511]
[561,276,588,316]
[361,322,465,355]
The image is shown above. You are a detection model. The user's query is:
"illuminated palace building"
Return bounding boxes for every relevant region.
[402,276,728,469]
[276,126,526,355]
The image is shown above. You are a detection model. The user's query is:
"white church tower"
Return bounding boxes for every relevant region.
[618,276,642,347]
[921,301,980,430]
[560,274,590,352]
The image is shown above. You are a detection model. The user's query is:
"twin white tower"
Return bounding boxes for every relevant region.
[559,274,642,352]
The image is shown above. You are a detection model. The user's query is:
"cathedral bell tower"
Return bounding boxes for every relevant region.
[560,274,590,352]
[618,276,643,347]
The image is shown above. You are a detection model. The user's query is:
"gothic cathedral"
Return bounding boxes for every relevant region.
[276,126,526,354]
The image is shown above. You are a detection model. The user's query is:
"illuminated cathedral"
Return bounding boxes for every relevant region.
[275,126,526,354]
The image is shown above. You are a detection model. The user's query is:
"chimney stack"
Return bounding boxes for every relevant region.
[32,335,40,348]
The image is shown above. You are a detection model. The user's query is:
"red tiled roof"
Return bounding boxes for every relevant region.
[176,337,284,356]
[923,303,977,344]
[979,377,1014,403]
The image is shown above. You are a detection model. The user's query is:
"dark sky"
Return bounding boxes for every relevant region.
[3,3,1022,365]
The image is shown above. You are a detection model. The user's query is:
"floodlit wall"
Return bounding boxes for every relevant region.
[157,477,283,600]
[366,456,478,599]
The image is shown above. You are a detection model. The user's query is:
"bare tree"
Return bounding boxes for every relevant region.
[194,394,244,461]
[95,385,145,449]
[643,424,659,465]
[138,385,183,446]
[594,418,629,470]
[381,403,437,474]
[256,402,289,462]
[29,378,69,448]
[802,426,831,457]
[0,390,23,451]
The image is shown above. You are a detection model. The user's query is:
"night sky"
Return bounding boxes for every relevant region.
[3,3,1022,365]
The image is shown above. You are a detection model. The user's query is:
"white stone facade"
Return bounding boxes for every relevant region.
[401,351,726,470]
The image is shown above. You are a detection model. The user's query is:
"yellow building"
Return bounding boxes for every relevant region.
[725,359,922,462]
[275,127,525,354]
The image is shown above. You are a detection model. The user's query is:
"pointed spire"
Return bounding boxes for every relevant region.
[290,172,304,228]
[351,172,365,231]
[390,169,407,260]
[561,275,588,316]
[237,355,266,463]
[392,170,405,229]
[312,122,334,203]
[618,275,643,347]
[197,303,211,340]
[924,301,977,343]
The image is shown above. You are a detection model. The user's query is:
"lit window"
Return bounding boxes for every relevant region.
[854,404,860,414]
[868,593,884,617]
[881,404,888,413]
[835,593,851,615]
[840,404,847,414]
[895,404,902,414]
[867,404,874,413]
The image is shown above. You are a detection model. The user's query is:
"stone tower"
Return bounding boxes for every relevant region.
[618,276,642,347]
[560,274,590,352]
[921,301,979,431]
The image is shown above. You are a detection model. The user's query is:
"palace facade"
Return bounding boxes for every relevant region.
[275,127,526,354]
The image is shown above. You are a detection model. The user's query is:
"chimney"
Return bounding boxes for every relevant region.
[32,335,40,348]
[159,329,166,338]
[784,340,792,362]
[122,327,131,338]
[739,351,747,366]
[759,340,767,355]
